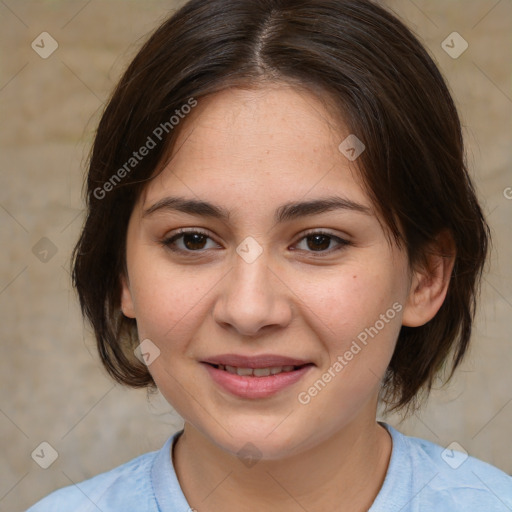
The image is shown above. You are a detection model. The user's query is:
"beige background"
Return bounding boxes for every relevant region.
[0,1,511,510]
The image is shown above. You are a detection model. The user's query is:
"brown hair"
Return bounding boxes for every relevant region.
[72,0,490,413]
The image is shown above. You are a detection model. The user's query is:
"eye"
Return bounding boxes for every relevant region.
[161,228,350,256]
[293,230,350,255]
[161,228,219,253]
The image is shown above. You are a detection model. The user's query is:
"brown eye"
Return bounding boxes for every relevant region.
[161,229,350,256]
[306,234,331,251]
[294,231,350,255]
[181,232,208,250]
[162,229,218,253]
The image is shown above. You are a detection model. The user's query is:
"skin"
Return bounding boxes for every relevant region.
[121,84,455,511]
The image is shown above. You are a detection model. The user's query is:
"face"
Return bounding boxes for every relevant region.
[121,84,414,460]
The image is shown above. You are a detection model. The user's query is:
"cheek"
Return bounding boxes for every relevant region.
[128,255,219,349]
[294,269,403,413]
[304,261,404,395]
[306,264,401,337]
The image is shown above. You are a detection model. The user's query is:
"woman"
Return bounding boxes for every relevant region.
[28,0,511,510]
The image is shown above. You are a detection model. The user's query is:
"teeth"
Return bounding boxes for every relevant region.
[236,367,254,376]
[253,367,271,377]
[214,364,300,376]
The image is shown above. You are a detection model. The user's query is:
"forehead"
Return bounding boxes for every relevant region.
[140,84,372,218]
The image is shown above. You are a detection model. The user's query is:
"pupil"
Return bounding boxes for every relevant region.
[184,233,206,250]
[308,235,329,251]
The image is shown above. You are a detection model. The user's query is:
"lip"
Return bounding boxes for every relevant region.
[201,353,312,368]
[200,354,314,399]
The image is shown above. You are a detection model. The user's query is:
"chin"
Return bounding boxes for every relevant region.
[202,418,316,462]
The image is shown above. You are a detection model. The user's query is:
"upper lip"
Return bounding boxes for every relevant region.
[201,354,313,368]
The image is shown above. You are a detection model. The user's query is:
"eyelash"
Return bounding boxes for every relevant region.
[160,228,351,256]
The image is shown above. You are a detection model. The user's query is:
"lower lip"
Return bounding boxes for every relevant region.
[202,363,313,399]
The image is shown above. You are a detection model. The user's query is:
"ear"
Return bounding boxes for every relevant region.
[402,230,456,327]
[120,274,136,319]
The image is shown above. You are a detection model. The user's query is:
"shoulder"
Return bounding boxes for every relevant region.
[26,444,164,512]
[385,423,512,511]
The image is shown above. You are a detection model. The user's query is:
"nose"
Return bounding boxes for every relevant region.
[212,246,293,337]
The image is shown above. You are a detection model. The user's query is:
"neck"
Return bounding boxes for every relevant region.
[173,415,392,512]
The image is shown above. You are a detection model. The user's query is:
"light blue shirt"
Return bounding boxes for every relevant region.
[27,422,512,511]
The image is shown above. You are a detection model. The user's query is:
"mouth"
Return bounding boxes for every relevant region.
[205,362,312,377]
[200,354,315,399]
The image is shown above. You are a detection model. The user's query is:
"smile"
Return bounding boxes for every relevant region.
[209,363,307,377]
[201,357,314,399]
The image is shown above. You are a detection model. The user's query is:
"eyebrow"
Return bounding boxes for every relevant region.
[142,195,373,223]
